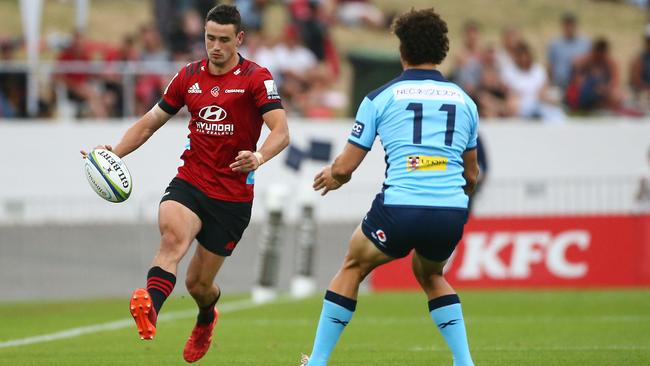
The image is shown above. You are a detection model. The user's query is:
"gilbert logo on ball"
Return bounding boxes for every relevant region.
[83,149,133,203]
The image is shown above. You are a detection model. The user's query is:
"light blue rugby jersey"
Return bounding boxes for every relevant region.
[348,69,479,209]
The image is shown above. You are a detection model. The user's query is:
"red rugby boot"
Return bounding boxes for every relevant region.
[182,308,219,363]
[129,288,157,340]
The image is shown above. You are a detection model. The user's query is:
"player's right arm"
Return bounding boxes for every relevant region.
[462,149,479,195]
[108,105,173,158]
[81,67,186,159]
[79,104,173,159]
[313,97,377,196]
[462,98,480,195]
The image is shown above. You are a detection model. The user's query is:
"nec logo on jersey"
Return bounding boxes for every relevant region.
[351,121,365,138]
[188,82,202,94]
[407,156,448,171]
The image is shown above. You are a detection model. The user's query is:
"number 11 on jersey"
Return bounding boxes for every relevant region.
[406,103,456,146]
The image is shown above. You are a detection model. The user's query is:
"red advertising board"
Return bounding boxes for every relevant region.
[371,214,650,290]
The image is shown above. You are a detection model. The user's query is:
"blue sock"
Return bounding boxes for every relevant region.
[429,294,474,366]
[307,290,357,366]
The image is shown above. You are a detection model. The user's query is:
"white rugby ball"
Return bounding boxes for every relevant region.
[83,149,133,203]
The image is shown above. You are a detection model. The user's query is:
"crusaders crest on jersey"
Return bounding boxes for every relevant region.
[211,86,220,98]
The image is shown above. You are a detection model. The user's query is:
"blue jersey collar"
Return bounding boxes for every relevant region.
[401,68,447,82]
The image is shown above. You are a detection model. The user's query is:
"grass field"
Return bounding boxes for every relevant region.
[1,290,649,365]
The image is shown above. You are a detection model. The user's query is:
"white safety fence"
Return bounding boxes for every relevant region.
[0,118,649,224]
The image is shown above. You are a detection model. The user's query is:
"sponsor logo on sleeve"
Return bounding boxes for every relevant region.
[351,121,365,138]
[263,79,281,99]
[406,156,448,171]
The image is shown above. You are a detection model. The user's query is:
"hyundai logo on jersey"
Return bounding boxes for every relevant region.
[199,105,227,122]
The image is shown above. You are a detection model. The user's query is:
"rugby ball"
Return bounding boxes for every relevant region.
[83,149,133,203]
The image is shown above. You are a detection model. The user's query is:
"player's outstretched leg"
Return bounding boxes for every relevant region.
[305,227,393,366]
[129,267,177,340]
[412,253,474,366]
[130,200,201,340]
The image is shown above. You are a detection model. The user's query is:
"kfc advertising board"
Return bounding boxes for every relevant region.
[372,215,650,289]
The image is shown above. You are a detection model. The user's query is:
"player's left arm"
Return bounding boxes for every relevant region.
[230,108,290,173]
[313,143,368,196]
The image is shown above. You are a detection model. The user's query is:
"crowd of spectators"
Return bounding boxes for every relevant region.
[1,1,650,121]
[450,11,650,123]
[452,13,650,123]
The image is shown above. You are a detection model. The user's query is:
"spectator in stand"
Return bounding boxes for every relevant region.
[274,24,318,114]
[153,0,218,49]
[566,37,623,113]
[56,30,108,118]
[630,25,650,113]
[235,0,270,32]
[102,34,140,117]
[0,38,26,118]
[169,9,205,61]
[453,20,483,97]
[476,44,517,118]
[326,0,391,29]
[495,26,521,77]
[502,41,566,122]
[135,24,170,115]
[547,12,591,90]
[295,63,346,118]
[239,31,280,78]
[287,0,340,78]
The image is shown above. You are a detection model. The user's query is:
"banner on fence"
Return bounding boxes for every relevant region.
[371,214,650,289]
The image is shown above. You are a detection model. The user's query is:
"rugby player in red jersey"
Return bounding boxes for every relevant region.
[81,4,289,363]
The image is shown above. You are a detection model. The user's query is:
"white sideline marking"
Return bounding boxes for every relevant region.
[410,345,650,352]
[0,298,272,349]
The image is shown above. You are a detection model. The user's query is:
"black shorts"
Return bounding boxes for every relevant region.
[361,193,468,262]
[160,178,252,256]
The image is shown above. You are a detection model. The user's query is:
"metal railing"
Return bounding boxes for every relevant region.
[0,60,185,119]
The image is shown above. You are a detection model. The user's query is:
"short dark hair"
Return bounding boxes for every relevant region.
[205,4,242,33]
[561,12,577,24]
[392,8,449,66]
[593,37,609,53]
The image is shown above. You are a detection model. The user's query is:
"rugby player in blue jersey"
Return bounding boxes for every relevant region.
[301,8,478,366]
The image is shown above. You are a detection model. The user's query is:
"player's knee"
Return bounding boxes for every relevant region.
[414,270,444,290]
[341,255,372,280]
[185,277,211,297]
[159,230,185,254]
[155,232,188,268]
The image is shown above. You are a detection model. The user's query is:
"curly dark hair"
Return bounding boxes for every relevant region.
[392,8,449,66]
[205,4,242,33]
